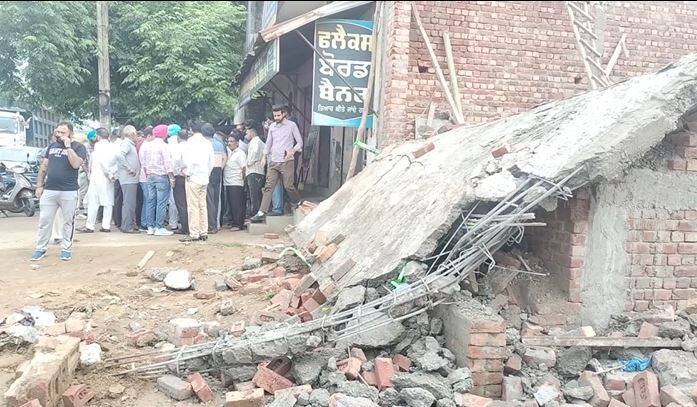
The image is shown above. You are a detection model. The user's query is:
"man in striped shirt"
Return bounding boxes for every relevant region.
[138,124,174,236]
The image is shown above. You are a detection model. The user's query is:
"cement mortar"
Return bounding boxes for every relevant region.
[581,167,697,329]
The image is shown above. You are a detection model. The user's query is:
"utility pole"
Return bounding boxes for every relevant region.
[96,1,111,130]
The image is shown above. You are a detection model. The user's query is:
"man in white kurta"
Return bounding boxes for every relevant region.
[81,128,118,232]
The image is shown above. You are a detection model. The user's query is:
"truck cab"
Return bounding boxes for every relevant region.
[0,110,27,147]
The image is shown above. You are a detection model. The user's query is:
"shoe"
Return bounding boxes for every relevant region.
[250,214,266,223]
[173,229,187,235]
[147,227,155,235]
[199,235,208,241]
[268,212,283,217]
[154,228,174,236]
[121,229,139,234]
[230,226,242,232]
[208,228,219,234]
[179,236,199,242]
[31,250,46,261]
[75,213,87,220]
[60,250,71,261]
[77,227,94,233]
[100,228,111,233]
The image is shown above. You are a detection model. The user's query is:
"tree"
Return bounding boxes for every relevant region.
[0,1,247,127]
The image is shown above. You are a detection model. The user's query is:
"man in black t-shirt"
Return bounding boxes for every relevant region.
[32,121,87,262]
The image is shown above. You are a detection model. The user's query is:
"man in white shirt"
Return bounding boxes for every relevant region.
[223,137,247,231]
[245,127,265,216]
[181,123,214,242]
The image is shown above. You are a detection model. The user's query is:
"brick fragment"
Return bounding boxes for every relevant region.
[472,371,504,386]
[580,371,611,407]
[188,373,214,403]
[638,322,659,338]
[660,385,693,407]
[632,371,660,407]
[194,290,216,300]
[504,354,522,375]
[491,144,509,158]
[264,233,279,239]
[521,321,544,337]
[316,243,338,263]
[18,400,43,407]
[392,354,412,372]
[374,357,395,390]
[252,359,294,394]
[271,289,293,309]
[454,393,493,407]
[605,374,626,392]
[412,141,436,158]
[361,371,378,387]
[127,328,157,348]
[61,384,95,407]
[337,357,362,380]
[230,320,246,337]
[224,388,264,407]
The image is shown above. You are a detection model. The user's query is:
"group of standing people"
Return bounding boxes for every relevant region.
[31,104,304,261]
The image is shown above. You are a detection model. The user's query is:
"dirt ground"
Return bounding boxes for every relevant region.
[0,214,290,406]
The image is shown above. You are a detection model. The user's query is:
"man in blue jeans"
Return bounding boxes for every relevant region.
[138,124,174,236]
[271,182,284,216]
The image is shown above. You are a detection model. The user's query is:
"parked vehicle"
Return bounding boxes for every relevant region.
[0,110,28,147]
[0,162,36,217]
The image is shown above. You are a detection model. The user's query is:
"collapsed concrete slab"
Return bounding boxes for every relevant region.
[291,54,697,288]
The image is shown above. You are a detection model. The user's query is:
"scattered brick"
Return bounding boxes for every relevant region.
[194,291,216,300]
[580,371,611,407]
[264,233,279,239]
[638,322,659,338]
[412,141,436,158]
[252,360,294,394]
[491,144,509,159]
[469,319,506,333]
[361,371,378,387]
[64,319,86,334]
[233,381,255,392]
[337,357,363,380]
[521,321,544,337]
[374,357,395,390]
[632,371,660,407]
[605,374,627,392]
[660,385,693,407]
[350,348,367,362]
[188,373,214,403]
[271,289,293,309]
[455,393,493,407]
[61,384,95,407]
[504,354,522,375]
[392,354,412,372]
[225,388,264,407]
[126,328,157,348]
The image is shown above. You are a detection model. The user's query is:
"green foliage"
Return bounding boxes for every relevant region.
[0,1,246,127]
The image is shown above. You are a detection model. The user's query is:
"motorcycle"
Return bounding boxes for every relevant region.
[0,162,37,217]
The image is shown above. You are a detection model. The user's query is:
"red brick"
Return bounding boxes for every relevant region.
[392,354,412,372]
[455,393,493,407]
[271,289,293,309]
[413,141,436,158]
[337,357,362,380]
[632,371,660,407]
[467,358,504,373]
[252,362,294,394]
[267,356,292,376]
[301,297,322,313]
[675,266,697,277]
[469,319,506,333]
[472,371,504,385]
[491,144,509,158]
[361,371,378,387]
[469,333,507,347]
[18,401,43,407]
[194,290,216,300]
[311,288,327,304]
[580,371,611,407]
[188,373,215,403]
[504,354,522,375]
[521,321,544,337]
[668,159,687,171]
[225,388,264,407]
[605,374,627,392]
[316,243,338,263]
[374,357,395,390]
[264,233,279,239]
[467,346,507,360]
[126,328,157,347]
[230,320,246,337]
[61,384,95,407]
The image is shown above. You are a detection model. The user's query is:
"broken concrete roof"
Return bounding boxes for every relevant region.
[291,53,697,288]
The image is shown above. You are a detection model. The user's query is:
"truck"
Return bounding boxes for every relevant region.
[0,109,27,147]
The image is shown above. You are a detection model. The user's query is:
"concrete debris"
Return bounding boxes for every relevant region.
[339,310,405,348]
[392,372,453,400]
[6,325,39,344]
[333,286,366,313]
[379,388,401,407]
[328,393,380,407]
[157,375,193,401]
[335,381,380,402]
[148,267,170,282]
[108,384,126,399]
[562,380,594,401]
[164,269,192,290]
[310,388,331,407]
[658,320,691,339]
[523,347,557,369]
[269,392,297,407]
[243,257,263,270]
[651,350,697,393]
[556,347,593,378]
[78,342,102,367]
[534,382,563,406]
[401,387,437,407]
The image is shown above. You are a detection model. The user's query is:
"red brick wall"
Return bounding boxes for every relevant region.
[625,131,697,312]
[378,1,697,143]
[527,189,590,306]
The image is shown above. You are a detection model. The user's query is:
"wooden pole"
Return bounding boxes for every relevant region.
[443,32,463,118]
[346,5,380,179]
[96,1,112,130]
[411,5,465,124]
